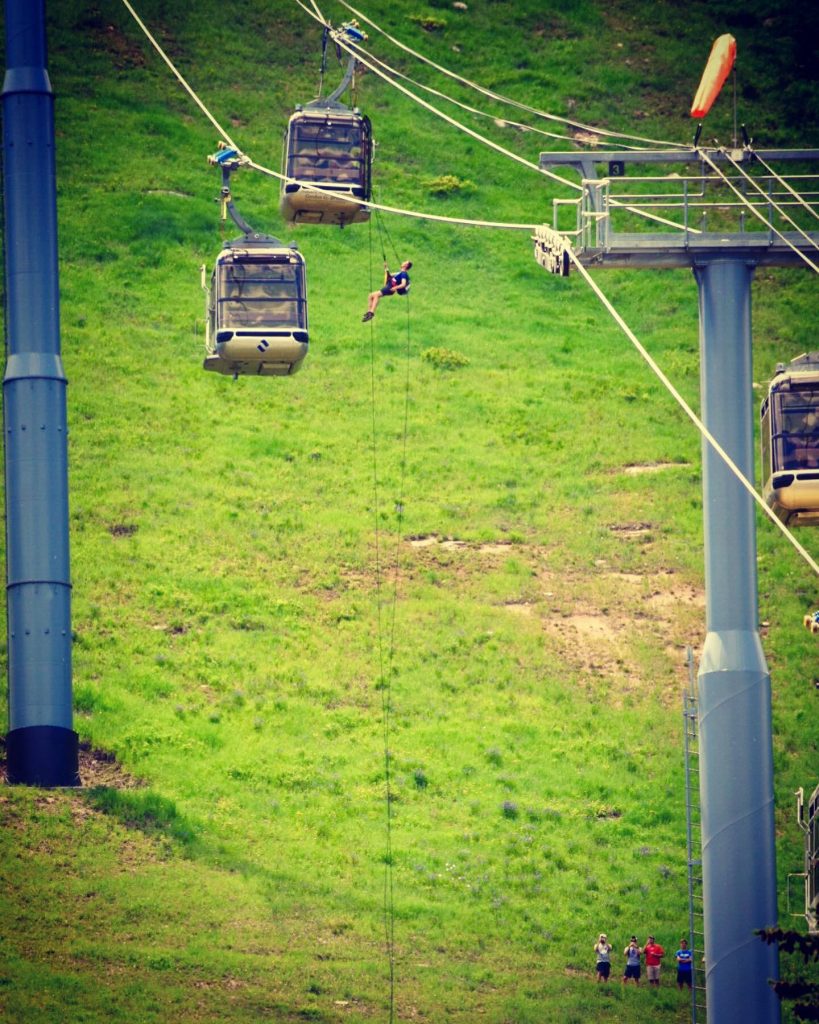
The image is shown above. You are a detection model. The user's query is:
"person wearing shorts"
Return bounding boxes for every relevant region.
[676,938,693,989]
[643,935,665,986]
[362,261,412,321]
[623,935,642,984]
[594,933,612,982]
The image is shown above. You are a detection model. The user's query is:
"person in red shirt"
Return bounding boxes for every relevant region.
[643,935,665,986]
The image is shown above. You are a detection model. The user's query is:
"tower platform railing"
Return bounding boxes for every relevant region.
[539,147,819,268]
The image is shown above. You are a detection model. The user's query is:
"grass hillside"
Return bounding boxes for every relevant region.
[1,1,818,1022]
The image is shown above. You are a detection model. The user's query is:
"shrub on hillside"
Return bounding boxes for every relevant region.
[421,346,470,370]
[409,12,448,31]
[422,173,477,196]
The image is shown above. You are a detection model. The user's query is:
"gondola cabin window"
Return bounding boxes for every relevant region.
[287,119,365,185]
[216,257,306,334]
[772,390,819,471]
[760,354,819,525]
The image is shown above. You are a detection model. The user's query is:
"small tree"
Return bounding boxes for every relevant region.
[757,927,819,1021]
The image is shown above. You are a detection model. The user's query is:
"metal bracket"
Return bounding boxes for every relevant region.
[207,145,256,236]
[325,22,368,105]
[786,871,808,919]
[533,225,571,277]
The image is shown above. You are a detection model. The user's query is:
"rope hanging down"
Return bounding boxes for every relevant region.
[374,200,399,265]
[365,216,414,1024]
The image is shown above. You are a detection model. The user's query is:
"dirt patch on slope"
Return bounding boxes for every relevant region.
[77,744,144,788]
[409,534,515,556]
[313,533,705,705]
[0,741,143,789]
[525,565,703,702]
[621,462,690,476]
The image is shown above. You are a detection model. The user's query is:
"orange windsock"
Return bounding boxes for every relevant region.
[690,34,736,118]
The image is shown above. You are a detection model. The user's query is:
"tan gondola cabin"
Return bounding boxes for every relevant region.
[202,235,308,377]
[280,22,372,227]
[760,353,819,525]
[280,105,372,226]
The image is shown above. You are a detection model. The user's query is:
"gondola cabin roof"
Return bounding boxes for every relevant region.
[768,352,819,390]
[281,105,371,227]
[203,235,308,378]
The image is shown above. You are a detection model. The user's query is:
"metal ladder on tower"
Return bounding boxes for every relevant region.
[684,647,707,1023]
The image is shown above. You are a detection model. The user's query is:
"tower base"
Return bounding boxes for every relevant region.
[6,725,80,787]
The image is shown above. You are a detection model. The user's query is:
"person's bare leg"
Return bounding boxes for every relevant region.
[363,291,382,320]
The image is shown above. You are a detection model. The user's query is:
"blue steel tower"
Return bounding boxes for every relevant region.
[2,0,78,786]
[537,143,819,1024]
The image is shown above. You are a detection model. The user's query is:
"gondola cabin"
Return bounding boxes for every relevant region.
[280,105,371,226]
[202,235,308,377]
[760,352,819,525]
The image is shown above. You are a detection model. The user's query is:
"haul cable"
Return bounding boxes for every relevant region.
[333,0,684,150]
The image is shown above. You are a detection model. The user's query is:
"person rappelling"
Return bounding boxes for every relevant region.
[362,260,412,321]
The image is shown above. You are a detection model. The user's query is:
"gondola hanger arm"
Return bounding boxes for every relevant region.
[207,145,256,236]
[324,22,368,104]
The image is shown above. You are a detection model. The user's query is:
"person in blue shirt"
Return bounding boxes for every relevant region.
[362,260,412,321]
[622,935,642,984]
[675,938,693,989]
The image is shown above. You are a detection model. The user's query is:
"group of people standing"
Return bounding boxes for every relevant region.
[594,933,693,989]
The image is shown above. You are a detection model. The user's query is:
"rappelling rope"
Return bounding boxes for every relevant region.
[383,270,413,1024]
[372,203,389,264]
[366,216,414,1024]
[374,198,401,265]
[366,214,396,1024]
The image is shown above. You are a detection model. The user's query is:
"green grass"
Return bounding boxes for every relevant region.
[1,0,818,1021]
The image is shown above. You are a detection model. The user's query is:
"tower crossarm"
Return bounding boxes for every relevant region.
[537,147,819,269]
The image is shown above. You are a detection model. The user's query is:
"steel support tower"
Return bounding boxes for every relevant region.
[2,0,78,786]
[537,145,819,1024]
